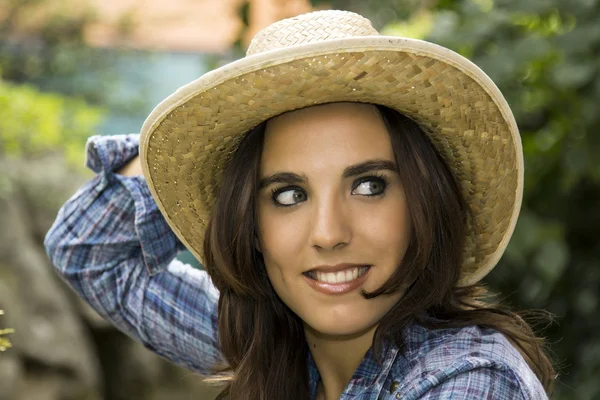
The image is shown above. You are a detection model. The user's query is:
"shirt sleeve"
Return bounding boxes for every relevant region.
[412,367,526,400]
[397,359,547,400]
[44,134,223,375]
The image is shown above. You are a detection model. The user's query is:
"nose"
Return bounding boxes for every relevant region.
[309,193,352,251]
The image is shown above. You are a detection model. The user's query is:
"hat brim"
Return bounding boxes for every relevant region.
[140,36,523,286]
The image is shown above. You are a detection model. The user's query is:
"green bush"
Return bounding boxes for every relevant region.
[0,76,104,167]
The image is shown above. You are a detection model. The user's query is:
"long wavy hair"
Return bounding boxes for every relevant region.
[202,104,556,399]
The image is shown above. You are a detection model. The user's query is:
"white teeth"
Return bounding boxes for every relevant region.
[345,269,353,281]
[311,267,368,284]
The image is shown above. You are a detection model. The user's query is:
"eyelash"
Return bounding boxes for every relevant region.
[269,174,389,208]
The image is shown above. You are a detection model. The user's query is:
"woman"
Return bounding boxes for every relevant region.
[45,10,555,400]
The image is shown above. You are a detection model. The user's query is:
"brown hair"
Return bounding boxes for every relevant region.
[202,104,556,399]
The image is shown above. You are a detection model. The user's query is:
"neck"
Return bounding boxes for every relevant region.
[305,324,378,400]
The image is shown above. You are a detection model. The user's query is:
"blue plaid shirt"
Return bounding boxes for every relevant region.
[45,134,548,399]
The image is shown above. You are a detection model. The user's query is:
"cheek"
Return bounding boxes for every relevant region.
[257,206,307,269]
[358,196,411,253]
[257,210,308,312]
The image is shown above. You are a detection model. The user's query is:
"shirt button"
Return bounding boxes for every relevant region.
[389,381,399,393]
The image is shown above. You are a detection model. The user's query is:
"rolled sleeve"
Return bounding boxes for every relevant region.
[85,134,140,174]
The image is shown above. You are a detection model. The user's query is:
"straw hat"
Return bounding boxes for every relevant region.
[139,10,523,286]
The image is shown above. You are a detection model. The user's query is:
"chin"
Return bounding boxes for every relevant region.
[304,314,380,339]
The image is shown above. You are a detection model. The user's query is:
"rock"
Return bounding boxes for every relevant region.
[0,156,100,399]
[5,154,90,241]
[0,346,22,400]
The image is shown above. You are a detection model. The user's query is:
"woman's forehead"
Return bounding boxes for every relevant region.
[261,103,395,172]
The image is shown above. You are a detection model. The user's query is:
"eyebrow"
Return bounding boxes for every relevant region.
[258,159,398,190]
[342,159,398,179]
[258,172,307,190]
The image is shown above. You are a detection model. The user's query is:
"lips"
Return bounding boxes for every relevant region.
[303,264,372,295]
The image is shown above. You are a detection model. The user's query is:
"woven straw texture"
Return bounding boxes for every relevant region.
[140,10,523,286]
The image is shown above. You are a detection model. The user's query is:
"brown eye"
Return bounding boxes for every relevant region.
[273,187,307,206]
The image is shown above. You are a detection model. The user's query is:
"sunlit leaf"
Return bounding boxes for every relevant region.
[381,10,434,39]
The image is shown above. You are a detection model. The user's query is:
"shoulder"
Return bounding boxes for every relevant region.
[385,323,547,400]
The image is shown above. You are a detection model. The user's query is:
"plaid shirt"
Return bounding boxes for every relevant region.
[45,134,548,399]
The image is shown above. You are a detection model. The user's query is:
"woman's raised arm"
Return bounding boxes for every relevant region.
[44,134,222,375]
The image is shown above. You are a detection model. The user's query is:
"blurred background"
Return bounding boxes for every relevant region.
[0,0,598,399]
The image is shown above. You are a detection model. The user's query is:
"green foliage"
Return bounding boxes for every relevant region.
[380,10,434,39]
[0,77,104,166]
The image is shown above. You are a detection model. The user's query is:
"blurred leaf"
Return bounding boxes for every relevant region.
[0,78,105,168]
[551,60,596,88]
[532,239,569,285]
[0,309,13,352]
[381,10,434,39]
[575,288,598,316]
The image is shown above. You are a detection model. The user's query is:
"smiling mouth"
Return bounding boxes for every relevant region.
[304,265,371,284]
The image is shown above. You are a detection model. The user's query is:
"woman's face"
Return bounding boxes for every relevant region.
[256,103,411,337]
